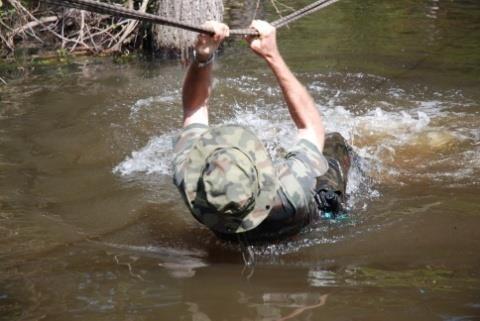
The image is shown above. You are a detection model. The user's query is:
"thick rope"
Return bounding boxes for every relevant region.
[43,0,339,36]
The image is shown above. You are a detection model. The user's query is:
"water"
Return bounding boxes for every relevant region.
[1,0,480,320]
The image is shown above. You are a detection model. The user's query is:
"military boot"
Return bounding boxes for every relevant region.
[314,132,353,218]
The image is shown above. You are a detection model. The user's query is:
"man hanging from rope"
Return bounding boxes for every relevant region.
[173,20,352,242]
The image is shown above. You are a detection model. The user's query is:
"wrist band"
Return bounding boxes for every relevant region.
[193,50,215,68]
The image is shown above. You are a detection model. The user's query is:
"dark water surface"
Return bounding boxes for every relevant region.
[1,0,480,320]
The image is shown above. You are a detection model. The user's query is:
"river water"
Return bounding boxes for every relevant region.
[1,0,479,320]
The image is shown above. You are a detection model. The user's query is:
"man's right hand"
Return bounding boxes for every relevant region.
[246,20,280,61]
[183,21,228,127]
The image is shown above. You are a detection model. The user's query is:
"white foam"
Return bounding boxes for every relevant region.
[130,91,179,116]
[113,133,176,176]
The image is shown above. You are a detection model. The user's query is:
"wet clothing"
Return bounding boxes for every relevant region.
[172,124,279,233]
[173,124,350,242]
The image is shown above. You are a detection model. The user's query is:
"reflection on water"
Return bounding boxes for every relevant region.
[101,242,209,279]
[184,291,329,321]
[1,0,480,320]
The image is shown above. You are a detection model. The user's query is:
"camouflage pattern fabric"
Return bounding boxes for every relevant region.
[230,139,330,241]
[173,123,331,240]
[226,134,351,242]
[277,139,329,211]
[173,124,209,188]
[173,124,278,234]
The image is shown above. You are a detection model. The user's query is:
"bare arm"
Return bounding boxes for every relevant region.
[182,22,229,127]
[182,60,212,126]
[247,20,325,151]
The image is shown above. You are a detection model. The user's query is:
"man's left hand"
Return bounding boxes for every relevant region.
[195,21,230,61]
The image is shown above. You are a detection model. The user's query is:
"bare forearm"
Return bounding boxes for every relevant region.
[266,54,314,127]
[266,54,325,150]
[180,21,229,127]
[182,62,213,126]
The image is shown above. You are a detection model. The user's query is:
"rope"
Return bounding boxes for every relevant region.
[272,0,339,29]
[43,0,339,36]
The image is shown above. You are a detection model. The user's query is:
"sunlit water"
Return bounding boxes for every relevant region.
[1,0,480,320]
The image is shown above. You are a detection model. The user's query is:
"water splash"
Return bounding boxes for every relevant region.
[115,72,478,184]
[113,132,177,176]
[130,91,179,116]
[113,72,479,254]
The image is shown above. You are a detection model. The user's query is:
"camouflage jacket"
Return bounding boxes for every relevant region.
[173,124,329,242]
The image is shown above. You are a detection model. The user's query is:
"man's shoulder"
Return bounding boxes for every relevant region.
[273,139,328,211]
